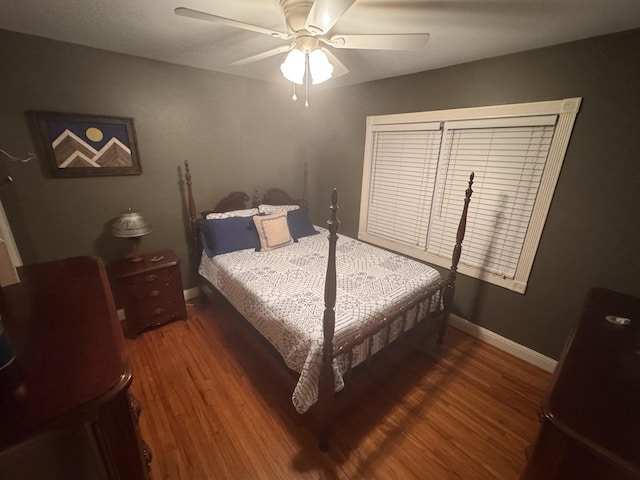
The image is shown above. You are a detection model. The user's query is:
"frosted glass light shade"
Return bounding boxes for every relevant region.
[281,47,334,86]
[280,49,305,85]
[309,49,333,84]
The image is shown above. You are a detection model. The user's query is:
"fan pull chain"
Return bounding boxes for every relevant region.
[305,51,310,107]
[292,82,297,101]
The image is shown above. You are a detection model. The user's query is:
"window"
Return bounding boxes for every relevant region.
[359,98,581,293]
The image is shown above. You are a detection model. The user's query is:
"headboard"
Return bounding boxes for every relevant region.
[183,160,308,255]
[200,191,250,218]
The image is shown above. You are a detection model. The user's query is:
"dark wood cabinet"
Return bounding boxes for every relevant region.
[0,256,151,479]
[111,250,188,337]
[522,288,640,480]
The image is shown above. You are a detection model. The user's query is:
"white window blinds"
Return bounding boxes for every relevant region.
[427,116,557,280]
[359,98,581,293]
[366,122,442,248]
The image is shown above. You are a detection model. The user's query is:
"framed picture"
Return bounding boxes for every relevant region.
[29,111,142,177]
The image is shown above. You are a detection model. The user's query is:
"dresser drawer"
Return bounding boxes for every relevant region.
[133,297,185,329]
[129,289,182,311]
[128,279,179,303]
[126,268,176,290]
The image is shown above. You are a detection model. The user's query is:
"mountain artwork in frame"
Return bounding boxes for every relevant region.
[29,111,142,177]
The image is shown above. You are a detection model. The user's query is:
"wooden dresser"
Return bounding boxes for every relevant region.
[0,256,150,479]
[111,249,188,337]
[522,288,640,480]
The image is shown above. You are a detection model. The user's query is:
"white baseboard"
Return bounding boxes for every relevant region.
[117,286,202,321]
[448,314,557,373]
[184,287,201,301]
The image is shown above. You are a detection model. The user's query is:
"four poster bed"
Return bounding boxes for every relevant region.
[183,160,474,449]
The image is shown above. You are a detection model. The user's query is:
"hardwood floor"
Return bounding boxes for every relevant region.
[125,296,551,480]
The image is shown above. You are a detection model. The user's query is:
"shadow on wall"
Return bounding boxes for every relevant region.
[466,192,510,323]
[94,216,131,263]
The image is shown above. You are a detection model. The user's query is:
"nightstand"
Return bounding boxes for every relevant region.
[111,249,188,337]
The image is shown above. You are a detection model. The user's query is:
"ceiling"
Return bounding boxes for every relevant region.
[1,0,640,88]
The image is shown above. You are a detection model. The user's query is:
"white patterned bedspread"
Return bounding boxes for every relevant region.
[199,228,442,413]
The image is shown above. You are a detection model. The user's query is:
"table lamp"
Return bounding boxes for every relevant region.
[111,209,152,262]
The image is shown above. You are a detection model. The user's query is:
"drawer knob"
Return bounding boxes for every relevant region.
[148,289,161,298]
[145,274,158,283]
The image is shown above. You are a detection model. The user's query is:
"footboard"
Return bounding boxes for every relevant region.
[316,173,474,449]
[333,280,446,369]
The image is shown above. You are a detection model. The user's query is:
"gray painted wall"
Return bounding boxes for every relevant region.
[0,29,321,289]
[309,28,640,359]
[0,28,638,359]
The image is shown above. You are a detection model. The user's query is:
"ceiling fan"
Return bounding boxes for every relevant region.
[174,0,430,104]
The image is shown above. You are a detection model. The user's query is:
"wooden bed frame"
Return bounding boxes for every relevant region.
[183,160,474,450]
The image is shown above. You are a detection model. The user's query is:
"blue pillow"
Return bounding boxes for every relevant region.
[200,215,260,257]
[287,206,319,239]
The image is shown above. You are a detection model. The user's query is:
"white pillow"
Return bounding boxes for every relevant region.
[205,208,259,220]
[258,204,300,214]
[252,211,294,251]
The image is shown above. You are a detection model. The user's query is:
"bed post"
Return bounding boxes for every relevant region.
[184,160,199,253]
[440,172,474,344]
[302,162,308,207]
[318,188,340,451]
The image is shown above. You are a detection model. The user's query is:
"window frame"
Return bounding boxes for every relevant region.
[358,98,582,293]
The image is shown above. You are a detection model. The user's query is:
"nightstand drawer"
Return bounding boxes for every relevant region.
[130,290,183,311]
[128,280,179,302]
[133,297,185,327]
[126,268,176,289]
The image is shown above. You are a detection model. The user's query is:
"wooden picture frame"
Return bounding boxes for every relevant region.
[29,111,142,178]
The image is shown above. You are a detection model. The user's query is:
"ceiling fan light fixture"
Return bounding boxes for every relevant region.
[280,45,334,86]
[309,48,333,84]
[176,2,431,92]
[280,48,305,85]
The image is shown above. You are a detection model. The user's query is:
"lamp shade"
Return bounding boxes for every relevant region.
[309,49,333,84]
[280,47,334,87]
[111,209,152,238]
[280,48,305,85]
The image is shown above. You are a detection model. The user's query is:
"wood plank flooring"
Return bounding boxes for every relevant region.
[125,296,551,480]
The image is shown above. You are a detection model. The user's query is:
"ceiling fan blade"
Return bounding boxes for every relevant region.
[323,49,349,78]
[329,33,430,51]
[230,45,294,66]
[174,7,291,40]
[305,0,356,35]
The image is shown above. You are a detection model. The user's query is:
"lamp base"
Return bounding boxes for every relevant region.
[129,237,144,263]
